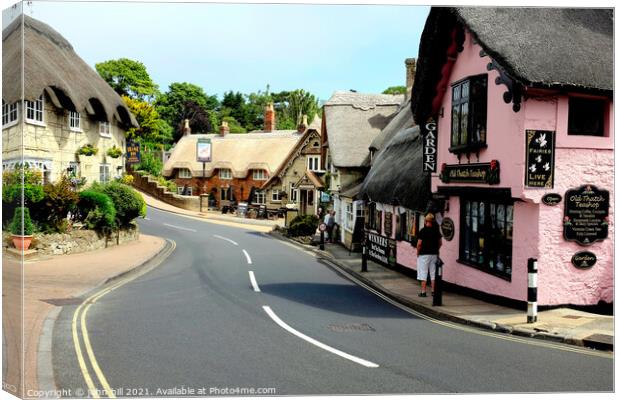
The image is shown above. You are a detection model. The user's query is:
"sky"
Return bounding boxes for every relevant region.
[2,0,433,103]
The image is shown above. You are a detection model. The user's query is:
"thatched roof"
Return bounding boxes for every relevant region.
[163,131,302,178]
[360,122,430,212]
[2,15,138,127]
[324,91,402,168]
[369,99,414,154]
[411,7,613,124]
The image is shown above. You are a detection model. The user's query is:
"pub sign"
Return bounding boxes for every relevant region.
[525,130,555,188]
[440,160,500,185]
[563,185,609,245]
[126,141,141,164]
[197,138,212,162]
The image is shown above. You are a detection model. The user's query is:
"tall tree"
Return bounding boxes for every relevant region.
[95,58,158,100]
[382,86,406,95]
[122,96,173,145]
[155,82,219,141]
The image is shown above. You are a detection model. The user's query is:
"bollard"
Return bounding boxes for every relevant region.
[320,229,325,251]
[433,257,444,306]
[527,258,538,323]
[361,242,368,272]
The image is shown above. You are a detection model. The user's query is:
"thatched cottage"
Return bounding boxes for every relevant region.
[411,7,613,307]
[2,15,138,184]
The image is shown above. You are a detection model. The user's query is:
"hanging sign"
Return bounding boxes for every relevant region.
[384,212,393,237]
[439,160,500,184]
[571,251,597,269]
[542,193,562,206]
[525,130,555,188]
[422,119,438,172]
[366,232,397,267]
[126,141,141,164]
[440,218,455,241]
[563,185,609,245]
[196,138,212,162]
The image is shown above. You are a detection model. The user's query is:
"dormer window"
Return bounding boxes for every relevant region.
[178,168,192,178]
[25,94,44,125]
[69,111,81,131]
[99,121,112,137]
[252,169,267,180]
[219,168,232,180]
[568,97,606,137]
[450,74,487,153]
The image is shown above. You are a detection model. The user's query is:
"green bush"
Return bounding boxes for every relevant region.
[36,176,79,233]
[76,190,116,232]
[134,150,162,176]
[157,176,177,193]
[288,214,319,237]
[97,182,146,226]
[2,167,45,225]
[10,207,34,236]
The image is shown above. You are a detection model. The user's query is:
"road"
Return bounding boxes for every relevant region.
[52,206,613,396]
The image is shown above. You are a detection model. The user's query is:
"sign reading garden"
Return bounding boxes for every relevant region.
[563,185,609,246]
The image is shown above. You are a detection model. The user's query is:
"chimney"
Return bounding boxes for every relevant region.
[297,114,308,133]
[183,119,191,136]
[219,120,229,136]
[405,58,416,102]
[264,103,276,132]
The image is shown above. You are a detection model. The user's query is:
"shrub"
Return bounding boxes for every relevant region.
[76,190,116,232]
[97,182,146,226]
[288,214,319,237]
[2,167,45,225]
[10,207,34,236]
[134,150,162,176]
[36,176,79,233]
[157,176,177,193]
[116,173,134,185]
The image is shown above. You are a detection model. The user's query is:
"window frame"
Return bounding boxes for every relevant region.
[178,168,192,179]
[459,197,514,280]
[24,94,45,126]
[450,74,488,153]
[289,182,298,202]
[252,169,267,180]
[99,121,112,137]
[220,187,232,201]
[307,155,321,172]
[2,101,19,128]
[99,164,110,183]
[567,96,607,137]
[219,168,232,180]
[68,111,81,132]
[253,190,266,205]
[345,202,354,232]
[271,189,282,202]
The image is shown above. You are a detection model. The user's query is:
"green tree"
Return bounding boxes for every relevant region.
[95,58,158,100]
[122,95,173,145]
[221,116,246,133]
[382,86,406,95]
[155,82,219,141]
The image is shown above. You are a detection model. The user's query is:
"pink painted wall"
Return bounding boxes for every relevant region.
[430,30,614,305]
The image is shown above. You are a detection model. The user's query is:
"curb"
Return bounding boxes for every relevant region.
[267,231,609,352]
[36,237,174,394]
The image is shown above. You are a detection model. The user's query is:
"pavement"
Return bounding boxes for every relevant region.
[138,192,614,353]
[1,234,167,398]
[138,190,282,232]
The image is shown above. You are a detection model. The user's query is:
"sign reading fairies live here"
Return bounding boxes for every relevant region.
[563,185,609,246]
[525,130,555,188]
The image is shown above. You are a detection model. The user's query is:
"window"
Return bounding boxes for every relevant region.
[178,168,192,178]
[2,101,18,127]
[68,161,80,177]
[568,97,606,137]
[307,156,321,172]
[99,121,112,137]
[451,75,487,151]
[68,111,81,131]
[345,202,354,232]
[460,199,514,279]
[99,164,110,183]
[253,190,266,204]
[271,189,282,202]
[289,183,298,202]
[178,186,193,196]
[25,94,44,124]
[219,169,232,179]
[252,169,267,180]
[220,187,232,201]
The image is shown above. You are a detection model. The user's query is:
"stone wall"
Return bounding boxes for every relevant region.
[3,225,140,256]
[131,172,203,212]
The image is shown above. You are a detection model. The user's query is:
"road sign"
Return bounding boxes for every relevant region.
[319,223,327,232]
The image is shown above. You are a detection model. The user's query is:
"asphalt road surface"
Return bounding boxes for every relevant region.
[52,206,613,397]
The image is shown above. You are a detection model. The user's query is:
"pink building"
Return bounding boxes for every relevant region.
[363,8,613,308]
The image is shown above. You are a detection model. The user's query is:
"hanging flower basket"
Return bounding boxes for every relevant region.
[77,144,98,156]
[107,146,123,159]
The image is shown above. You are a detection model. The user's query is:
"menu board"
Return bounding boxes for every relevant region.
[563,185,609,245]
[366,232,397,267]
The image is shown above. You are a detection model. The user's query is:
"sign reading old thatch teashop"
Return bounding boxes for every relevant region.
[439,161,500,184]
[563,185,609,245]
[525,130,555,188]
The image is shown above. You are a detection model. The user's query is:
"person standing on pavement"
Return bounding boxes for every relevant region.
[416,213,442,297]
[326,210,336,243]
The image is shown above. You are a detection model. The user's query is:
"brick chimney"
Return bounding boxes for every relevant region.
[264,103,276,132]
[297,114,308,133]
[219,120,229,136]
[405,58,416,102]
[183,119,191,136]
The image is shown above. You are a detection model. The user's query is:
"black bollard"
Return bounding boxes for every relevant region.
[320,229,325,251]
[361,242,368,272]
[433,257,444,306]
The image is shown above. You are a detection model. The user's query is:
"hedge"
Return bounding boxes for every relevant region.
[77,190,116,232]
[97,182,146,226]
[288,215,319,237]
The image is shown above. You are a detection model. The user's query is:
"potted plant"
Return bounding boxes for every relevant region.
[77,144,98,156]
[10,207,34,251]
[107,146,123,159]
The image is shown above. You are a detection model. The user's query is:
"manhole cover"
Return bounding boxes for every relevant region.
[562,315,583,319]
[40,298,82,306]
[327,323,375,333]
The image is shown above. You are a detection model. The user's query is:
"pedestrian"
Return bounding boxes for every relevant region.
[416,213,442,297]
[326,210,336,243]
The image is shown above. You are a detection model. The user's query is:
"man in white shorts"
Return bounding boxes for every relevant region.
[416,213,442,297]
